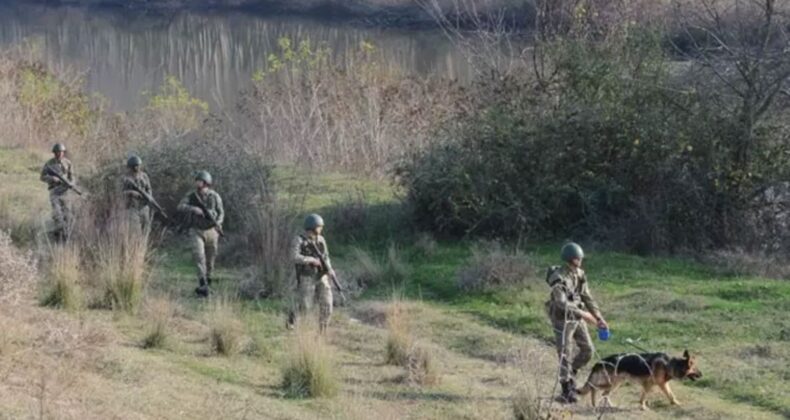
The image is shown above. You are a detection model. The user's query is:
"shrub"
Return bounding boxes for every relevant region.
[398,21,790,254]
[281,330,338,398]
[207,296,245,356]
[39,243,83,312]
[457,241,535,292]
[238,37,466,175]
[239,193,299,299]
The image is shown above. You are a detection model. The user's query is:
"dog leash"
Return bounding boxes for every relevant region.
[623,337,650,353]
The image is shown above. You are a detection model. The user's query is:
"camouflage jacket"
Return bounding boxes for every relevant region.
[121,171,152,210]
[177,189,224,231]
[546,265,601,322]
[40,157,74,195]
[292,234,333,278]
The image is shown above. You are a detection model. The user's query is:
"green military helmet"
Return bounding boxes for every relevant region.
[304,213,325,231]
[52,143,67,153]
[127,155,142,168]
[561,242,584,262]
[194,170,213,185]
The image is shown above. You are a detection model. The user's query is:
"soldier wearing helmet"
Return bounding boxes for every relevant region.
[545,242,608,404]
[177,170,224,297]
[121,155,153,231]
[288,213,335,333]
[40,143,75,241]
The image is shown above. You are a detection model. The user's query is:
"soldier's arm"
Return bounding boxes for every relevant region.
[292,236,319,266]
[121,177,141,198]
[177,193,193,213]
[40,163,56,184]
[579,274,602,319]
[214,193,225,225]
[66,161,74,183]
[142,173,152,195]
[550,284,585,319]
[319,236,333,271]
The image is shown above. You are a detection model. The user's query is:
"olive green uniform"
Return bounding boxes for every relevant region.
[177,189,224,285]
[292,234,333,332]
[40,157,74,236]
[121,171,153,231]
[546,265,601,383]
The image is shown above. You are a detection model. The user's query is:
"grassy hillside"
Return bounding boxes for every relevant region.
[0,146,788,419]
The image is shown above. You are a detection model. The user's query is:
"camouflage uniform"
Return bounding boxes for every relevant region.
[292,234,333,332]
[177,189,224,286]
[40,157,74,236]
[121,171,153,231]
[546,265,601,384]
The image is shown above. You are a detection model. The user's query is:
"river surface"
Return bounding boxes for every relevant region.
[0,3,471,110]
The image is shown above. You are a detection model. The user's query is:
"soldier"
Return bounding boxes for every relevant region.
[40,143,75,241]
[545,242,609,404]
[177,171,224,297]
[289,214,335,334]
[121,155,152,232]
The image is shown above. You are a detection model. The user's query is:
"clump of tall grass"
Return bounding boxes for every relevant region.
[403,344,440,386]
[350,244,410,290]
[456,240,534,292]
[384,299,413,366]
[207,296,246,356]
[93,216,151,313]
[141,297,176,349]
[241,192,299,299]
[281,327,339,398]
[39,243,83,312]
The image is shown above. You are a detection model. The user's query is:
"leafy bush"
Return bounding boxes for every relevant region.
[398,24,790,254]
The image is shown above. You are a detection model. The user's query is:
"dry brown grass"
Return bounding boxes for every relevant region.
[0,230,38,305]
[39,242,84,312]
[141,297,176,349]
[457,240,535,292]
[281,325,339,398]
[384,299,413,366]
[207,296,246,356]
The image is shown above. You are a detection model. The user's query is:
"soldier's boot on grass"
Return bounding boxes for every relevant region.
[195,277,210,298]
[560,380,579,404]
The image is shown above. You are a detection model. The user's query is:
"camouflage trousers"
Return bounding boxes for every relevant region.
[126,206,151,233]
[552,320,594,383]
[190,227,218,284]
[49,191,71,235]
[293,274,333,332]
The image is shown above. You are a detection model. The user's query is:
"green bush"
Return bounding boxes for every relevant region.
[397,29,790,253]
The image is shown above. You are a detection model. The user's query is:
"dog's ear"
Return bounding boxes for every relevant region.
[683,349,690,359]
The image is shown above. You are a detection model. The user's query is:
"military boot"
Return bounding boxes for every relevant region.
[195,278,209,298]
[559,381,578,404]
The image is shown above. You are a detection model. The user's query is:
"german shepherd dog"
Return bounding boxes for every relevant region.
[577,350,702,410]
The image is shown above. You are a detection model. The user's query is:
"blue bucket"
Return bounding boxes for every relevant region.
[598,328,611,341]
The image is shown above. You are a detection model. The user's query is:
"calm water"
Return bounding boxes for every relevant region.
[0,3,471,110]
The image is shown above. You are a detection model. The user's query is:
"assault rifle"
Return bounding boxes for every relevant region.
[124,180,168,220]
[45,165,83,196]
[307,241,347,305]
[193,193,224,236]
